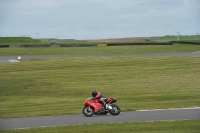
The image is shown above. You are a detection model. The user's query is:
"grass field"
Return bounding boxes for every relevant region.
[0,56,199,118]
[1,44,199,132]
[0,44,200,56]
[1,120,200,133]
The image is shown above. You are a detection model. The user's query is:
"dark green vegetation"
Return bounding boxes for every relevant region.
[0,56,200,118]
[1,44,200,56]
[0,37,41,44]
[1,120,200,133]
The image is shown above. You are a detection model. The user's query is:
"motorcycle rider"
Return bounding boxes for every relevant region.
[92,90,108,109]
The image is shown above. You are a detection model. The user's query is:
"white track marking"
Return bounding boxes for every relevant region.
[136,107,200,111]
[8,59,20,63]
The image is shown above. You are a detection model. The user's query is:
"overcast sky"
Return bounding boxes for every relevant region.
[0,0,200,39]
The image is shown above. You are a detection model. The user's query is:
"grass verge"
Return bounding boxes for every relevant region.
[0,56,199,118]
[1,120,200,133]
[0,44,200,56]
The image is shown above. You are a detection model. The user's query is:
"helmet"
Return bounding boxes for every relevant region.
[92,90,97,97]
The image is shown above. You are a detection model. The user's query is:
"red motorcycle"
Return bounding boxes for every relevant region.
[82,97,120,117]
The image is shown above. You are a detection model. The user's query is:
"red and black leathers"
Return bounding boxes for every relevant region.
[94,92,107,107]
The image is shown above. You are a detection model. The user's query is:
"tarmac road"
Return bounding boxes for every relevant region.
[0,108,200,130]
[0,52,200,64]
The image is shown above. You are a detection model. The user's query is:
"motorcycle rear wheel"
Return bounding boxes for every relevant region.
[82,106,94,117]
[109,104,120,115]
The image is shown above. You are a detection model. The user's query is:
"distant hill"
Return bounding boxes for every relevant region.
[153,35,200,42]
[86,35,200,42]
[1,35,199,45]
[86,36,161,42]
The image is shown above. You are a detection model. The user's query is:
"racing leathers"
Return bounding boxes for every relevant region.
[93,92,108,109]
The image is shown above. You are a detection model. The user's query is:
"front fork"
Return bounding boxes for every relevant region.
[107,103,113,110]
[87,106,93,112]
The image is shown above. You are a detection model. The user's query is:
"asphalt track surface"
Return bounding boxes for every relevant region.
[0,108,200,130]
[0,52,200,130]
[0,52,200,64]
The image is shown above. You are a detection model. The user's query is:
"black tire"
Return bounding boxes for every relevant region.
[82,106,94,117]
[109,104,120,115]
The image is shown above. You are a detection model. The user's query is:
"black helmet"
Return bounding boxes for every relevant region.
[92,90,97,97]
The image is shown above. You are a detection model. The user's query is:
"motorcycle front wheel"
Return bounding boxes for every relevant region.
[109,104,120,115]
[82,106,94,117]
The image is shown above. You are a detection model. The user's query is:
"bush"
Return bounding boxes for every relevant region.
[0,45,9,48]
[170,41,200,45]
[60,44,97,47]
[107,42,173,46]
[19,44,51,47]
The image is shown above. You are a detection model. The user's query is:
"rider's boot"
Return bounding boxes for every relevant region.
[102,100,108,110]
[102,104,108,110]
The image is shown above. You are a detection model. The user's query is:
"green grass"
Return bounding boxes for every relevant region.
[0,56,200,118]
[1,120,200,133]
[0,37,41,44]
[0,37,91,45]
[0,44,200,56]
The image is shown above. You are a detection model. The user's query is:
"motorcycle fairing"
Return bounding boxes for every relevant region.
[84,99,103,113]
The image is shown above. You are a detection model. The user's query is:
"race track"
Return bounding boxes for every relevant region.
[0,108,200,130]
